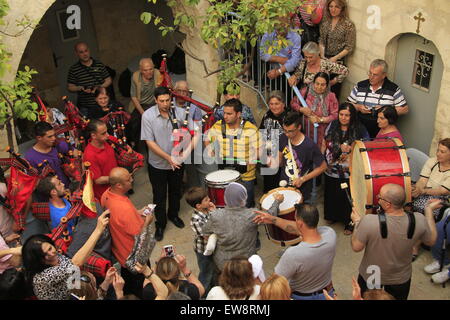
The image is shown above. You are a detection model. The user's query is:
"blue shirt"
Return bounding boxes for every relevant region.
[260,30,302,72]
[141,105,199,170]
[213,103,256,125]
[49,198,74,234]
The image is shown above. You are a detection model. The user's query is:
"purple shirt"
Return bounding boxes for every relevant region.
[25,141,71,186]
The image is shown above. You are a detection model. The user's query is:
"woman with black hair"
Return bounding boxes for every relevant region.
[91,87,124,120]
[322,102,369,234]
[21,210,109,300]
[259,91,290,192]
[375,106,404,142]
[294,72,338,147]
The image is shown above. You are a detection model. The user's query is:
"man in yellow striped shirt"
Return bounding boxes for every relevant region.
[206,99,261,207]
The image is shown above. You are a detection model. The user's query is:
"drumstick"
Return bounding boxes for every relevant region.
[340,182,353,207]
[340,181,360,227]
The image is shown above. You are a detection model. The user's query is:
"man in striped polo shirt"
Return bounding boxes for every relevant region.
[67,42,112,119]
[347,59,409,138]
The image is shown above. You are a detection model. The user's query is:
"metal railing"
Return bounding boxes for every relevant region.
[222,13,319,202]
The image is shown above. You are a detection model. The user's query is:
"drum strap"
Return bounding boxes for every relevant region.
[406,211,416,240]
[221,119,246,162]
[287,138,301,182]
[378,211,416,239]
[378,211,388,239]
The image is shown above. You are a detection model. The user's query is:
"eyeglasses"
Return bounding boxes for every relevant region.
[80,275,92,284]
[377,194,391,204]
[367,71,383,77]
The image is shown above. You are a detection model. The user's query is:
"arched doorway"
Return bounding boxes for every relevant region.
[18,0,184,111]
[390,33,443,154]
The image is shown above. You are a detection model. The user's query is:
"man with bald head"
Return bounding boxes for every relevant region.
[67,42,112,118]
[101,167,154,298]
[173,80,203,120]
[127,58,162,149]
[350,183,437,300]
[173,80,216,188]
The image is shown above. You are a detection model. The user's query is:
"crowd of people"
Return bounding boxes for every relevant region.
[0,0,449,301]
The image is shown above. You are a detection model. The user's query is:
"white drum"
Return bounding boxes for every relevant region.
[260,187,303,246]
[205,169,241,207]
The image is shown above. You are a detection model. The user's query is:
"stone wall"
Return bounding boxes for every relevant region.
[344,0,450,154]
[3,0,450,156]
[17,0,183,108]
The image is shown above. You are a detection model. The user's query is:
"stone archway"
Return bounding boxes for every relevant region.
[2,0,220,153]
[385,33,444,154]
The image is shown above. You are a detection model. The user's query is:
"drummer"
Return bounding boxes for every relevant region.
[275,112,327,203]
[206,99,262,208]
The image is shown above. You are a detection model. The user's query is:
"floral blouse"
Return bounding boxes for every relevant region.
[319,17,356,58]
[293,58,349,86]
[33,254,79,300]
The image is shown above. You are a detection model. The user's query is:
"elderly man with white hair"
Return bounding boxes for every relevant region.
[347,59,409,138]
[127,58,161,149]
[173,80,218,188]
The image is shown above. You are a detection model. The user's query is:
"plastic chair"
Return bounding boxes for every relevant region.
[406,148,430,183]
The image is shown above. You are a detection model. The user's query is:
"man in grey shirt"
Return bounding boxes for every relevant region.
[141,86,199,241]
[254,203,337,300]
[351,183,436,300]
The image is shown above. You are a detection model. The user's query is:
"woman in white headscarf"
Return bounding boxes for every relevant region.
[202,183,282,272]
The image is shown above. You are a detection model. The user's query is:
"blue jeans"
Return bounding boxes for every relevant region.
[431,216,450,266]
[195,251,217,296]
[291,288,334,300]
[240,179,255,208]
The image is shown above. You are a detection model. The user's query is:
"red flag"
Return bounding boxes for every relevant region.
[158,57,172,88]
[7,167,39,230]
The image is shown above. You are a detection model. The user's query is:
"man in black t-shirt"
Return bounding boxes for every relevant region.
[277,112,326,202]
[67,42,112,119]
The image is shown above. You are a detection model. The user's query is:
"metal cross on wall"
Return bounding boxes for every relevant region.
[414,12,425,34]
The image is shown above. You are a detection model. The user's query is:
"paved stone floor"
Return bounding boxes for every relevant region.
[130,165,449,300]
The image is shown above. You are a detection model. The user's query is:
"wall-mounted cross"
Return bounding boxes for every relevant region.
[414,12,425,34]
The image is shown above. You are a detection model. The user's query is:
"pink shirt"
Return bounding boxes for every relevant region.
[376,130,404,143]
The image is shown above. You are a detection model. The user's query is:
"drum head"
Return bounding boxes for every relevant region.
[205,170,240,186]
[260,187,302,215]
[350,140,371,215]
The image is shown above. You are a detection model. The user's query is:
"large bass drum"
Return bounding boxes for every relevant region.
[350,138,411,215]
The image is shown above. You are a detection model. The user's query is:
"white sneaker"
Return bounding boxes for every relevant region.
[431,269,450,284]
[424,260,450,274]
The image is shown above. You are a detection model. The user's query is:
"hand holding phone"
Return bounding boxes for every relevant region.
[163,244,175,258]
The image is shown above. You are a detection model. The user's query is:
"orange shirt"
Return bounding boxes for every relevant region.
[101,188,144,267]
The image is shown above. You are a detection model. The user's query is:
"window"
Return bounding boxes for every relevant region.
[56,9,79,42]
[412,50,434,92]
